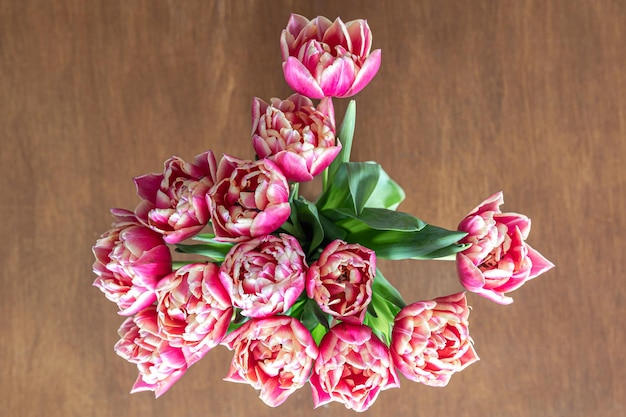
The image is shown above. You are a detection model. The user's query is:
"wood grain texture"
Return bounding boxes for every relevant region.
[1,1,624,416]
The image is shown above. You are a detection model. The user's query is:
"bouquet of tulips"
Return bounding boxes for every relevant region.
[92,14,554,412]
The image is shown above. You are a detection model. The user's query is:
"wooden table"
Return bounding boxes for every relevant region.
[2,1,624,416]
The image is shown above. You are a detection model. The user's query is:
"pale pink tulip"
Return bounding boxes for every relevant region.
[219,234,306,318]
[391,292,479,387]
[207,155,291,241]
[456,192,555,304]
[252,94,340,182]
[134,150,217,244]
[280,14,382,98]
[114,306,187,397]
[306,240,375,323]
[222,316,319,407]
[310,323,400,412]
[155,263,232,366]
[93,208,172,316]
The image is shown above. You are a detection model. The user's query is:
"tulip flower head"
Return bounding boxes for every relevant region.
[456,192,554,304]
[280,14,382,98]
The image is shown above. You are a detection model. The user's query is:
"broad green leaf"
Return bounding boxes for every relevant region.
[373,269,406,308]
[366,168,406,210]
[293,197,325,254]
[346,162,381,214]
[226,309,250,334]
[327,100,356,184]
[310,324,328,345]
[413,242,471,260]
[329,207,425,233]
[175,243,233,261]
[318,212,348,242]
[345,224,468,260]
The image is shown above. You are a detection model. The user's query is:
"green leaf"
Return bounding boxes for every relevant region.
[366,167,406,210]
[346,162,381,214]
[318,212,348,242]
[174,242,234,262]
[329,207,425,233]
[345,224,468,260]
[310,324,328,345]
[292,197,325,254]
[317,161,406,213]
[373,269,406,308]
[226,309,250,334]
[413,242,471,260]
[327,100,356,184]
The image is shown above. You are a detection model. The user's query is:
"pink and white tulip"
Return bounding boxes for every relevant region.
[222,316,319,407]
[114,306,187,397]
[92,208,172,316]
[134,151,217,244]
[155,263,232,366]
[219,234,306,318]
[306,240,375,323]
[280,14,382,98]
[310,323,400,412]
[252,94,340,182]
[207,155,290,242]
[456,192,555,304]
[391,292,479,387]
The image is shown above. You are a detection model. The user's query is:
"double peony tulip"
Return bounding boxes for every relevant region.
[280,14,382,98]
[222,316,319,407]
[114,306,187,397]
[155,263,232,366]
[391,292,479,387]
[92,208,172,316]
[134,151,217,244]
[456,192,554,304]
[252,94,340,182]
[207,155,290,242]
[306,240,375,323]
[219,234,306,318]
[310,323,400,412]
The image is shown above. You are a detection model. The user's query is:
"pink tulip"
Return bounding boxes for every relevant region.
[252,94,340,182]
[456,192,555,304]
[310,323,400,412]
[391,292,479,387]
[219,234,306,318]
[134,150,217,244]
[222,316,319,407]
[114,306,187,397]
[280,14,382,98]
[92,208,172,316]
[207,155,290,241]
[155,263,232,366]
[306,240,375,323]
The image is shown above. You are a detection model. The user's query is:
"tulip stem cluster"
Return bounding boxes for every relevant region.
[92,13,554,412]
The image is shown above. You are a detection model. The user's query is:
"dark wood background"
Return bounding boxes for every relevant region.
[2,1,624,416]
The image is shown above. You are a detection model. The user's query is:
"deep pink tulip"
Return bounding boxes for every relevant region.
[114,306,187,397]
[252,94,340,182]
[456,192,554,304]
[306,240,375,323]
[310,323,399,412]
[207,155,290,241]
[280,14,382,98]
[134,151,217,244]
[222,316,319,407]
[391,292,479,387]
[92,208,172,316]
[155,263,232,366]
[219,234,306,318]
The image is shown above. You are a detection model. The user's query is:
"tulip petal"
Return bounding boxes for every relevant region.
[343,49,382,97]
[282,58,325,99]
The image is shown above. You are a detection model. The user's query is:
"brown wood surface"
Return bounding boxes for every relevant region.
[2,1,624,416]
